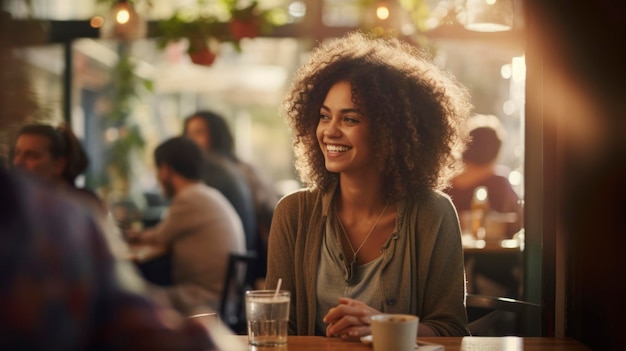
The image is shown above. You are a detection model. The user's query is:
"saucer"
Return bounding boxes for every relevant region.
[359,335,444,350]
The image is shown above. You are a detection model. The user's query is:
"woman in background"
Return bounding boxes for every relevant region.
[184,111,279,285]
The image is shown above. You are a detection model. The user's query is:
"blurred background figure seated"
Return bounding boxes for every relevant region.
[127,136,246,317]
[183,110,279,290]
[445,114,524,299]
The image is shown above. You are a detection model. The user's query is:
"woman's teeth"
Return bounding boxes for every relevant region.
[326,144,351,153]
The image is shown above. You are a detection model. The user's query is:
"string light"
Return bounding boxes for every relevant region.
[363,0,415,38]
[97,0,147,41]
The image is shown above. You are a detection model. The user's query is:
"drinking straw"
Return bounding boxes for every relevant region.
[274,278,282,299]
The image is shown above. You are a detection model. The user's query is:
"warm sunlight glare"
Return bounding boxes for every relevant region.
[376,6,390,20]
[476,187,488,201]
[116,9,130,24]
[501,63,512,79]
[508,170,522,186]
[288,1,306,18]
[512,55,526,82]
[90,16,104,28]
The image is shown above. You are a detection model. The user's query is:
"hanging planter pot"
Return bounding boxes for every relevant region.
[188,37,218,66]
[155,1,278,66]
[189,46,217,66]
[189,49,216,66]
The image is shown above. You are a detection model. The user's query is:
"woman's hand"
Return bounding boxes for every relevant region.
[323,297,381,340]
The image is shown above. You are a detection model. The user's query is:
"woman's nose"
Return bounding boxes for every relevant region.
[323,118,341,137]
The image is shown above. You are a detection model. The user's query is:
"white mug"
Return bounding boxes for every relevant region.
[370,314,419,351]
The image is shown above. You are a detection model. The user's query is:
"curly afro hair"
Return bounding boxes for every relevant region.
[282,31,473,201]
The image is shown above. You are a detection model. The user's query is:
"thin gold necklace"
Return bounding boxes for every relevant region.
[336,201,389,284]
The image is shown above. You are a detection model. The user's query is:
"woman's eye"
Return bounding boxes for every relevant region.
[320,114,330,120]
[343,116,359,123]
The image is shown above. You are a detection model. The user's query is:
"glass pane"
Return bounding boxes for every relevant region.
[433,37,526,300]
[4,0,528,308]
[70,37,302,208]
[323,0,363,27]
[3,0,295,20]
[0,44,64,166]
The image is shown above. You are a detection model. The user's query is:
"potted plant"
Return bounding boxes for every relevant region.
[156,1,272,66]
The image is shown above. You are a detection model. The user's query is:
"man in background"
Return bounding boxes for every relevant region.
[137,136,246,315]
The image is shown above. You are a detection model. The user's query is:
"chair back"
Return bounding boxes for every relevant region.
[466,294,541,336]
[219,251,258,334]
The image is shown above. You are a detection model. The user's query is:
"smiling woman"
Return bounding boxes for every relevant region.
[267,31,473,339]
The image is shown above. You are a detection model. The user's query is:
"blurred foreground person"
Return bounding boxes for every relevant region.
[267,31,472,338]
[133,137,246,315]
[0,167,211,350]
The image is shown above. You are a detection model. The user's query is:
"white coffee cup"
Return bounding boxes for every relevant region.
[370,314,419,351]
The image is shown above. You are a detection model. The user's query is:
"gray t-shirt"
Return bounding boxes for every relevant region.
[315,217,384,335]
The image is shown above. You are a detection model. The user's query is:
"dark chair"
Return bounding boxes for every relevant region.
[466,294,541,336]
[219,251,258,334]
[134,253,173,287]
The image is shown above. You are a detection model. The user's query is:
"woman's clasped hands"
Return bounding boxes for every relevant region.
[323,297,380,340]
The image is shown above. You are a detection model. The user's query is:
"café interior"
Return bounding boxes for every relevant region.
[2,0,624,350]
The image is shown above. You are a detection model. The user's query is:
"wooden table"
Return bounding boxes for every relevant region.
[462,237,523,254]
[225,335,590,351]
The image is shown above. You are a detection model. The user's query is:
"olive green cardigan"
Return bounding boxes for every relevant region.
[266,184,469,337]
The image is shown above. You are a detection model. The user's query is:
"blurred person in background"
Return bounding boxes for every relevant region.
[131,136,246,315]
[267,31,472,338]
[12,123,104,213]
[11,123,135,262]
[445,114,524,298]
[445,114,523,238]
[184,110,279,287]
[183,113,257,253]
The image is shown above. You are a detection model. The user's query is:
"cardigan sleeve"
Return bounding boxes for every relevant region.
[266,192,300,334]
[418,193,470,336]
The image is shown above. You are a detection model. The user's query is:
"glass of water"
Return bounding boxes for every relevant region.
[245,290,290,346]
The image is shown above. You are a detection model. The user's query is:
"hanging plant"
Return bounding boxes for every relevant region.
[156,0,276,66]
[228,1,268,40]
[97,44,149,197]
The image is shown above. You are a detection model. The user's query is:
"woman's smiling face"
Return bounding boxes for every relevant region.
[316,81,375,176]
